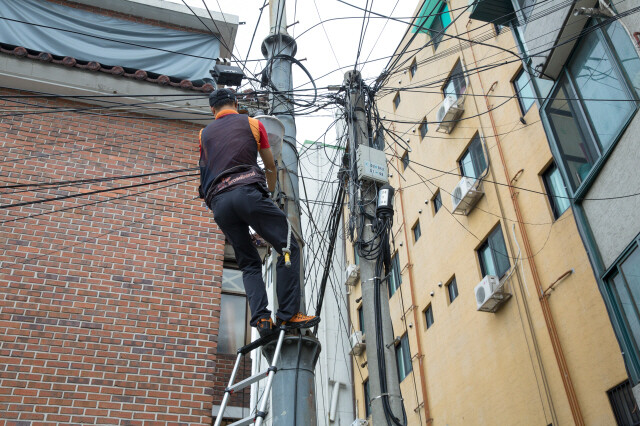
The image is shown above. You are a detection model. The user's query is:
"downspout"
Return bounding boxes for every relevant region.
[463,22,585,426]
[395,146,432,423]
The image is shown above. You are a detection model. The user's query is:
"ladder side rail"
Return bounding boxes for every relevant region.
[254,329,286,426]
[214,352,244,426]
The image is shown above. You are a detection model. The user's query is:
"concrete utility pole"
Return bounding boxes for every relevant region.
[260,1,321,424]
[344,70,404,425]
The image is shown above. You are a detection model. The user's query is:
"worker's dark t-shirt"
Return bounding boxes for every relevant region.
[199,110,270,207]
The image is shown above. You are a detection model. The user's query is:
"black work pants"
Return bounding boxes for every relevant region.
[211,184,300,326]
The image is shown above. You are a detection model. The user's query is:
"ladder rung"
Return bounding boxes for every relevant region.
[227,368,273,394]
[228,414,259,426]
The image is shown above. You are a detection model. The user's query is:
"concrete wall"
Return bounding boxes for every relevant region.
[583,114,640,268]
[346,0,629,424]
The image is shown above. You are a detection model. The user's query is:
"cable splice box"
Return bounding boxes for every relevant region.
[356,145,388,184]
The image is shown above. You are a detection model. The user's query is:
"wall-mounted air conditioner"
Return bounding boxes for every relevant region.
[451,176,483,215]
[436,95,464,133]
[349,330,366,356]
[475,274,511,312]
[345,264,360,286]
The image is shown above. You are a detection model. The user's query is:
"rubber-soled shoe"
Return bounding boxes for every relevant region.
[256,317,275,338]
[276,312,320,329]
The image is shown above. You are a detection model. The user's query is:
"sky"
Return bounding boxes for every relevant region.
[171,0,419,145]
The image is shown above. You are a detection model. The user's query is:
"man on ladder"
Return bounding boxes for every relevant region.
[199,88,320,338]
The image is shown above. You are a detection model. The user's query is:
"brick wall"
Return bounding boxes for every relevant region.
[0,88,247,424]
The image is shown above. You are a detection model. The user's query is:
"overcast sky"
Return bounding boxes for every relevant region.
[171,0,418,145]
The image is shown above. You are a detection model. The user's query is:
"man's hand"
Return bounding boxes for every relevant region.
[259,147,277,192]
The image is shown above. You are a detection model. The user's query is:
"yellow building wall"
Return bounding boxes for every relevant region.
[346,1,629,425]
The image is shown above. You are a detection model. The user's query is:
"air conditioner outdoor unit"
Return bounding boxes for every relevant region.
[351,420,368,426]
[349,330,366,356]
[451,176,483,215]
[345,264,360,286]
[436,95,464,133]
[475,274,511,312]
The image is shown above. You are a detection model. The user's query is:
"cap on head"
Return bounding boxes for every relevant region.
[209,88,237,107]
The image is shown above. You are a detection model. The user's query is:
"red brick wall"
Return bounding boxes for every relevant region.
[0,88,247,424]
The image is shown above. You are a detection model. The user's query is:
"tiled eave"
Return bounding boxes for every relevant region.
[0,44,215,93]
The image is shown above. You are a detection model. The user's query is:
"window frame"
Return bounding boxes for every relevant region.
[477,224,511,279]
[447,277,459,304]
[418,118,428,140]
[358,304,365,335]
[424,304,434,329]
[393,92,401,110]
[541,162,570,220]
[428,2,450,51]
[432,190,442,215]
[604,236,640,378]
[412,220,421,243]
[540,19,640,198]
[388,252,402,298]
[443,60,467,101]
[458,134,487,180]
[401,151,410,170]
[513,67,535,115]
[363,379,371,418]
[219,266,251,354]
[395,334,413,382]
[409,58,418,78]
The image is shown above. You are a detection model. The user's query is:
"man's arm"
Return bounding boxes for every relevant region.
[259,148,277,192]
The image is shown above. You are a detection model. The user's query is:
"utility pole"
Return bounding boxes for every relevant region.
[344,70,404,425]
[260,1,321,424]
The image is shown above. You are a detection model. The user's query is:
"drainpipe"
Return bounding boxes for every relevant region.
[463,22,585,426]
[394,143,432,423]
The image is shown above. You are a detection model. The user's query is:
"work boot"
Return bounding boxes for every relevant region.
[276,312,320,329]
[256,317,275,338]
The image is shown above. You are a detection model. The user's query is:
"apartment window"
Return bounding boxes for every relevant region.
[543,21,640,192]
[428,2,451,50]
[513,68,535,114]
[395,334,412,381]
[219,267,250,354]
[432,190,442,215]
[542,163,570,219]
[443,60,467,100]
[388,253,402,297]
[608,380,640,425]
[607,241,640,370]
[401,151,410,170]
[412,220,421,243]
[418,119,428,140]
[478,225,511,279]
[363,379,371,417]
[358,305,365,335]
[447,277,459,304]
[425,304,434,329]
[393,92,401,110]
[459,134,487,179]
[410,58,418,78]
[354,245,359,266]
[373,127,385,150]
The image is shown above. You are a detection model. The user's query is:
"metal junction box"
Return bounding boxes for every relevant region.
[356,145,388,184]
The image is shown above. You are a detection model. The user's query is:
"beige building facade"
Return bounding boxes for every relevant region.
[346,0,630,424]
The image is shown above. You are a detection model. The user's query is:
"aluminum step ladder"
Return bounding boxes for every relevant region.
[213,327,286,426]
